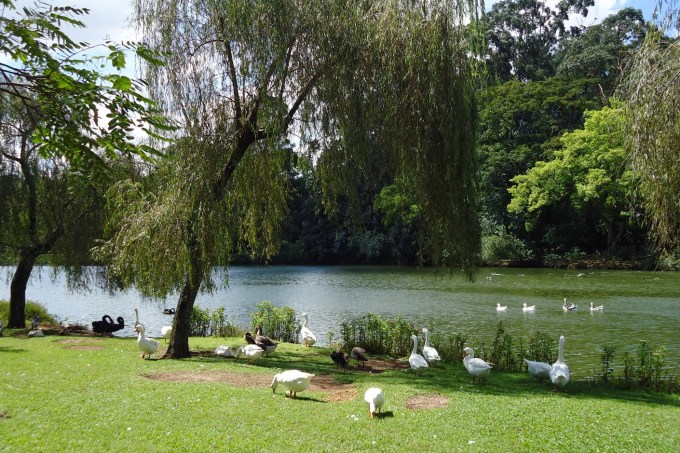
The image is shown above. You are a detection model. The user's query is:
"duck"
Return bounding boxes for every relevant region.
[550,335,570,390]
[215,345,236,357]
[331,350,349,368]
[421,328,441,364]
[92,315,125,336]
[522,303,536,312]
[364,387,385,418]
[161,325,172,343]
[351,346,368,367]
[590,302,604,312]
[563,298,577,312]
[254,326,278,355]
[235,344,264,360]
[163,308,176,315]
[496,303,508,312]
[463,346,493,383]
[524,359,552,381]
[300,313,317,347]
[270,370,315,398]
[408,334,429,374]
[134,324,159,359]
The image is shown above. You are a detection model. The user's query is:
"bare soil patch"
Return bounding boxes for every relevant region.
[63,345,105,351]
[406,393,450,410]
[347,358,409,373]
[54,338,105,345]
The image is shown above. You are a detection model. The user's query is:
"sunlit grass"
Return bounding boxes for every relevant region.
[1,334,678,451]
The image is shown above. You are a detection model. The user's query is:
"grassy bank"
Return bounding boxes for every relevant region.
[1,334,678,452]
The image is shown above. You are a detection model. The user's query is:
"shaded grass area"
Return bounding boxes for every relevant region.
[0,334,678,452]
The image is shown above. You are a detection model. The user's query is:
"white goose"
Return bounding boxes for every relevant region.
[364,387,385,418]
[270,370,315,398]
[590,302,604,312]
[522,303,536,312]
[134,324,159,359]
[563,297,577,312]
[134,308,145,330]
[463,346,493,383]
[215,345,236,357]
[524,359,552,381]
[421,328,441,364]
[496,303,508,312]
[235,344,265,360]
[550,336,570,390]
[161,325,172,343]
[408,334,429,374]
[300,313,317,347]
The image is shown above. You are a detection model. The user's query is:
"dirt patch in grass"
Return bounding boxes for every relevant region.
[344,358,409,373]
[54,338,105,345]
[406,393,449,410]
[143,371,356,401]
[63,345,106,351]
[0,412,11,419]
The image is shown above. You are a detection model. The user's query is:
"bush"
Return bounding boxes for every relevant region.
[340,313,414,357]
[250,301,299,343]
[0,300,57,327]
[189,306,241,337]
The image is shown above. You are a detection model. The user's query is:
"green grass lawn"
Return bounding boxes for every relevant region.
[1,333,678,452]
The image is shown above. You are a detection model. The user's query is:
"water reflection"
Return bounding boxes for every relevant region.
[3,265,679,377]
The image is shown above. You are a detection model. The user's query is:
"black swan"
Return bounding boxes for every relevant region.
[92,315,125,335]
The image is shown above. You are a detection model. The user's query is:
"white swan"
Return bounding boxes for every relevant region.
[421,328,441,364]
[235,344,264,360]
[300,313,317,347]
[408,334,429,374]
[161,325,172,343]
[496,303,508,312]
[134,324,158,359]
[590,302,604,312]
[364,387,385,418]
[270,370,315,398]
[563,298,577,312]
[463,347,493,383]
[524,359,552,381]
[522,303,536,312]
[215,345,236,357]
[550,336,570,389]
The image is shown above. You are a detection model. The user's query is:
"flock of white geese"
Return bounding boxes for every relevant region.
[496,297,604,313]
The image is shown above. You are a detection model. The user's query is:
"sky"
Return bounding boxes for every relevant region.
[7,0,660,47]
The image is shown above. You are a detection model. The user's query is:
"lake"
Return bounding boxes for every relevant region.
[3,265,679,378]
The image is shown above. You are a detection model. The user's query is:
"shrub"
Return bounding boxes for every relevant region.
[340,313,414,357]
[0,300,57,327]
[190,306,241,337]
[250,301,299,343]
[599,345,616,384]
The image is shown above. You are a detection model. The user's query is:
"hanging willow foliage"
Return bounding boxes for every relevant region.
[618,31,680,250]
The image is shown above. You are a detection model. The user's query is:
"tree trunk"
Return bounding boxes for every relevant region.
[8,250,39,328]
[163,273,202,358]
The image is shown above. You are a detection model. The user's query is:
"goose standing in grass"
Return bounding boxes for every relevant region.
[215,345,236,357]
[134,324,159,359]
[235,344,264,360]
[255,326,278,355]
[496,303,508,312]
[421,328,441,364]
[590,302,604,312]
[351,347,368,367]
[408,334,428,374]
[300,313,317,347]
[270,370,315,398]
[161,325,172,343]
[331,350,349,368]
[522,303,536,312]
[524,359,552,382]
[463,347,493,383]
[364,387,385,418]
[550,336,570,390]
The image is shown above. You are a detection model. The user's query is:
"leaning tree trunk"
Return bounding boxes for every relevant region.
[8,250,39,328]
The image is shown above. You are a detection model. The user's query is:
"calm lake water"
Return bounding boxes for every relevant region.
[3,265,679,378]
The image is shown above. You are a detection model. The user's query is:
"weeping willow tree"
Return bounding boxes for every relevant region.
[618,2,680,252]
[97,0,484,358]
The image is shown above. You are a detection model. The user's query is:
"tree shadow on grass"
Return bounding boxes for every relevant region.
[0,346,27,353]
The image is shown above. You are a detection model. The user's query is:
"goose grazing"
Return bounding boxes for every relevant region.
[522,303,536,312]
[563,298,577,312]
[331,350,349,368]
[161,325,172,343]
[590,302,604,312]
[408,334,429,374]
[351,347,368,367]
[524,359,552,382]
[235,344,264,360]
[215,345,236,358]
[255,326,278,355]
[550,336,570,390]
[463,347,493,383]
[421,328,441,364]
[496,303,508,312]
[364,387,385,418]
[300,313,317,347]
[134,324,159,359]
[270,370,315,398]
